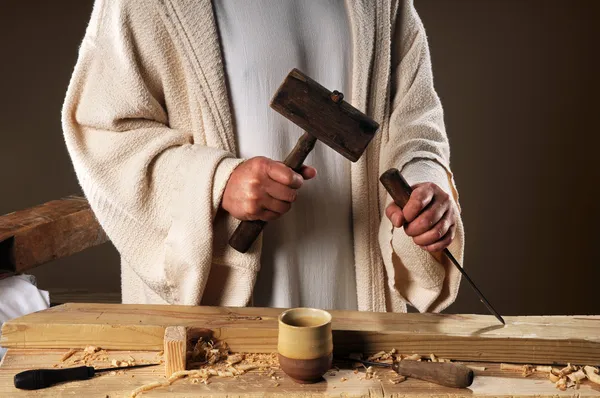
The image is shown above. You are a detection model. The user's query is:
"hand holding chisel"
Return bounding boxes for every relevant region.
[380,168,505,325]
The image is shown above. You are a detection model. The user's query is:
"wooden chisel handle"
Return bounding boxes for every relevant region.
[379,168,413,209]
[392,361,474,389]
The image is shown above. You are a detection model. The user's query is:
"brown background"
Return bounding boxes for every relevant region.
[1,1,598,315]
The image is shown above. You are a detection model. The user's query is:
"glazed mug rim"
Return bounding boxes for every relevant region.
[278,307,332,330]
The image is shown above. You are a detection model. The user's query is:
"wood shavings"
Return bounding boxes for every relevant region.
[365,366,375,380]
[366,351,386,361]
[549,369,561,383]
[235,364,258,372]
[429,353,437,362]
[340,377,348,382]
[555,377,568,391]
[567,369,586,382]
[403,353,421,361]
[558,363,577,377]
[84,346,100,354]
[467,365,486,372]
[226,354,244,365]
[535,365,553,373]
[60,349,77,362]
[130,381,169,397]
[584,366,600,385]
[389,375,406,384]
[500,363,534,377]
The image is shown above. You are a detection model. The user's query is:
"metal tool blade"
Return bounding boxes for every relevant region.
[443,249,505,325]
[94,363,160,373]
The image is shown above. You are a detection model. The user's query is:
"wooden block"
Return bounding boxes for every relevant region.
[2,303,600,366]
[164,326,187,377]
[0,196,108,273]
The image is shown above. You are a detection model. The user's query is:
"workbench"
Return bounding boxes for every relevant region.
[1,304,599,397]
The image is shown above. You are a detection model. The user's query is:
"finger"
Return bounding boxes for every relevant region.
[298,165,317,180]
[403,184,435,223]
[420,226,455,252]
[267,162,303,188]
[412,211,453,246]
[265,180,298,203]
[262,197,292,215]
[256,209,281,222]
[385,203,405,228]
[404,199,448,237]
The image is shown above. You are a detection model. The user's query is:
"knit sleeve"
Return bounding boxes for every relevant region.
[378,0,465,313]
[61,0,255,305]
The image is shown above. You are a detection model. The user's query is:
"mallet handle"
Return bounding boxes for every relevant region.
[229,132,317,253]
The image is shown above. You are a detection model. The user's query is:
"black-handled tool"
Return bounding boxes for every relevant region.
[14,363,159,390]
[340,358,474,389]
[379,168,505,325]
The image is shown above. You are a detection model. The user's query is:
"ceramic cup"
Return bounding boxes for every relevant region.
[277,308,333,384]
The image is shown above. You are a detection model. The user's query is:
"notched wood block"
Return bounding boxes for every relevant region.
[164,326,187,377]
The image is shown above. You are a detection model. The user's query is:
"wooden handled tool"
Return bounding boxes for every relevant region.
[393,360,474,389]
[349,358,474,389]
[228,69,380,253]
[379,168,505,325]
[14,363,159,390]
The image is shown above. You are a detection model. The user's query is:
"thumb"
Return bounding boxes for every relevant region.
[298,165,317,180]
[385,202,405,228]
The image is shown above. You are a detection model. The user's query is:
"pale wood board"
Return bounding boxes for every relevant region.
[2,304,600,365]
[1,349,600,397]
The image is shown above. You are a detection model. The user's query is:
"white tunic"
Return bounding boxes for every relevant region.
[214,0,357,310]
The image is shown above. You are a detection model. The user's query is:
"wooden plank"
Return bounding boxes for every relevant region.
[2,304,600,366]
[1,349,600,397]
[0,196,108,273]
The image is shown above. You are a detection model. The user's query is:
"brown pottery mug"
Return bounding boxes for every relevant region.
[277,308,333,383]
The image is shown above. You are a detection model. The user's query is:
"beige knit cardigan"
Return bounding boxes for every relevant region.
[62,0,465,313]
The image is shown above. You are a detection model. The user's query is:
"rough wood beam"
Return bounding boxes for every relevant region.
[0,196,108,273]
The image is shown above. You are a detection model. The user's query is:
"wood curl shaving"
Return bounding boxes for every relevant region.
[389,375,406,384]
[584,366,600,385]
[500,363,534,377]
[60,349,77,362]
[467,365,486,372]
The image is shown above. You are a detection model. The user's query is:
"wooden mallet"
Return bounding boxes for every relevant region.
[229,69,380,253]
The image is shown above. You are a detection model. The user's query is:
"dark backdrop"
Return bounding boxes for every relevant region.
[1,0,598,315]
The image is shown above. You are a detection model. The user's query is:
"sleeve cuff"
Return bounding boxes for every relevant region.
[211,156,245,219]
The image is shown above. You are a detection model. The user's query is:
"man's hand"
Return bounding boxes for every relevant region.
[222,156,317,222]
[385,182,458,252]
